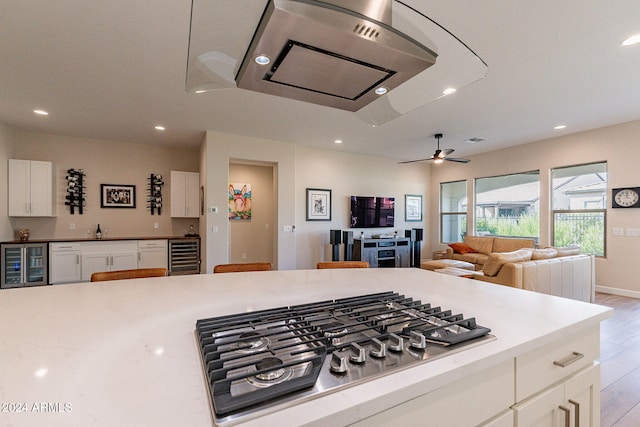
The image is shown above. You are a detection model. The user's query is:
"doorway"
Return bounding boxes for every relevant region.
[228,161,276,266]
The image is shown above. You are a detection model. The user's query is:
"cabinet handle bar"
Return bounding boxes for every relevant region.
[559,405,571,427]
[553,351,584,368]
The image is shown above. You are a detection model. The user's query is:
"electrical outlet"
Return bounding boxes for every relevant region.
[210,206,218,213]
[69,222,76,230]
[154,223,159,229]
[283,225,293,232]
[242,253,247,260]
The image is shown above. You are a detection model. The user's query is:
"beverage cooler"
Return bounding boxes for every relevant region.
[1,243,48,289]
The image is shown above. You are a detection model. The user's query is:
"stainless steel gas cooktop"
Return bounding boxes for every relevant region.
[195,291,494,425]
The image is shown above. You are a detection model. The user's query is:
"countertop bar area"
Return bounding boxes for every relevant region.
[0,268,612,426]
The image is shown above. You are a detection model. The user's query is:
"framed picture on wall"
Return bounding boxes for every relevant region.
[101,184,136,208]
[306,188,332,221]
[405,194,422,221]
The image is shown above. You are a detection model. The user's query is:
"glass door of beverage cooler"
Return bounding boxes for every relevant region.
[1,243,48,288]
[25,244,47,284]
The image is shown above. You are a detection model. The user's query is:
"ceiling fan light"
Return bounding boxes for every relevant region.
[433,158,444,164]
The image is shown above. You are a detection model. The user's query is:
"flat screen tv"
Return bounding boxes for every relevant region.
[350,196,395,228]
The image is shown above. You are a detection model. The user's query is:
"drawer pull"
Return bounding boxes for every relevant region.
[559,405,571,427]
[553,351,584,368]
[569,399,580,427]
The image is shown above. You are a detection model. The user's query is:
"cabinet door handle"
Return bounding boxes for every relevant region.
[569,399,580,427]
[76,254,80,265]
[553,351,584,367]
[559,405,571,427]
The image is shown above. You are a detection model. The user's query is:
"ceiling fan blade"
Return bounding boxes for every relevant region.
[441,148,455,156]
[398,158,433,164]
[444,157,471,163]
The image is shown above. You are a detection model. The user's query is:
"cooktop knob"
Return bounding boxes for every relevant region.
[330,351,348,373]
[409,330,427,349]
[388,333,404,352]
[370,338,386,358]
[349,342,366,364]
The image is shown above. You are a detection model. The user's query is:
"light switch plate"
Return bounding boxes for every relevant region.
[612,227,623,236]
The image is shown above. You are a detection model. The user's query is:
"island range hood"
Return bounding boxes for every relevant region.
[234,0,437,112]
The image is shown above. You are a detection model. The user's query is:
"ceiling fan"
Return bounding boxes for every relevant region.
[399,133,471,164]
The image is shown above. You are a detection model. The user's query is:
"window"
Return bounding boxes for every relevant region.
[552,162,607,256]
[440,180,467,243]
[474,171,540,239]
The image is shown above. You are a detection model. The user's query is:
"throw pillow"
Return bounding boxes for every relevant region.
[448,242,478,254]
[547,246,581,257]
[531,248,558,260]
[482,249,533,277]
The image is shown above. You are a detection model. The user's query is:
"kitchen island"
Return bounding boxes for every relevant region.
[0,268,612,426]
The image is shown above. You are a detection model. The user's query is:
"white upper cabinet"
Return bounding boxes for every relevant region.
[8,159,55,217]
[171,171,200,218]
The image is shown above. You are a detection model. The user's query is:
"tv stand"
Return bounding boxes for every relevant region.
[353,238,410,268]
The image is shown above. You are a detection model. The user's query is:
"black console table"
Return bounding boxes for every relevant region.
[353,238,411,268]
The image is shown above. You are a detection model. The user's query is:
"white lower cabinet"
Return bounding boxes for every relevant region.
[80,241,138,281]
[351,358,515,426]
[137,240,168,269]
[513,363,599,427]
[49,243,81,284]
[350,326,600,427]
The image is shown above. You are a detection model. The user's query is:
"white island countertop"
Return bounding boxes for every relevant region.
[0,268,612,426]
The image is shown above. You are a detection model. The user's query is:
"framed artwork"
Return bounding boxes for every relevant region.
[405,194,422,221]
[306,188,332,221]
[228,183,252,220]
[101,184,136,208]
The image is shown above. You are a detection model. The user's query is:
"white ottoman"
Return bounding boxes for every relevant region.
[420,259,475,271]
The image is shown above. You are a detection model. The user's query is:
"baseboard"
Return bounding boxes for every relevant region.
[595,285,640,299]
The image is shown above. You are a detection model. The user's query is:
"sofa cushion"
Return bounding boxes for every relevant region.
[531,247,558,260]
[463,236,494,254]
[492,237,536,253]
[448,242,478,254]
[482,249,533,277]
[454,252,489,268]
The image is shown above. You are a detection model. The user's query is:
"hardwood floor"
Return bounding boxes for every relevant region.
[595,292,640,426]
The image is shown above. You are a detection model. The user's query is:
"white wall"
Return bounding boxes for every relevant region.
[428,119,640,297]
[295,145,429,269]
[203,131,296,273]
[0,122,16,241]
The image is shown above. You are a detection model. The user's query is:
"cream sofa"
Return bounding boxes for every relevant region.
[471,247,595,302]
[445,235,536,270]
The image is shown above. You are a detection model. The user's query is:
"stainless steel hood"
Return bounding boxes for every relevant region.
[234,0,437,111]
[186,0,488,126]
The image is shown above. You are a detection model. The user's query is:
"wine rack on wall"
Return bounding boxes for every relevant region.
[65,168,86,214]
[148,174,164,215]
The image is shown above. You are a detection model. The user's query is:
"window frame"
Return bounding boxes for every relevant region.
[551,161,607,257]
[440,180,467,244]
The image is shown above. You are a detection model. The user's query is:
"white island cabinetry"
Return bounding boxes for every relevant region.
[0,269,612,427]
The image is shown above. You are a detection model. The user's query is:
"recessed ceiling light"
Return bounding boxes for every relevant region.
[554,125,566,130]
[621,34,640,46]
[442,87,457,96]
[254,55,270,65]
[334,139,343,144]
[374,87,388,95]
[33,109,48,116]
[465,137,486,144]
[154,125,166,131]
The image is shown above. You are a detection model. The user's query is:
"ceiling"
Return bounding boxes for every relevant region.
[1,0,639,162]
